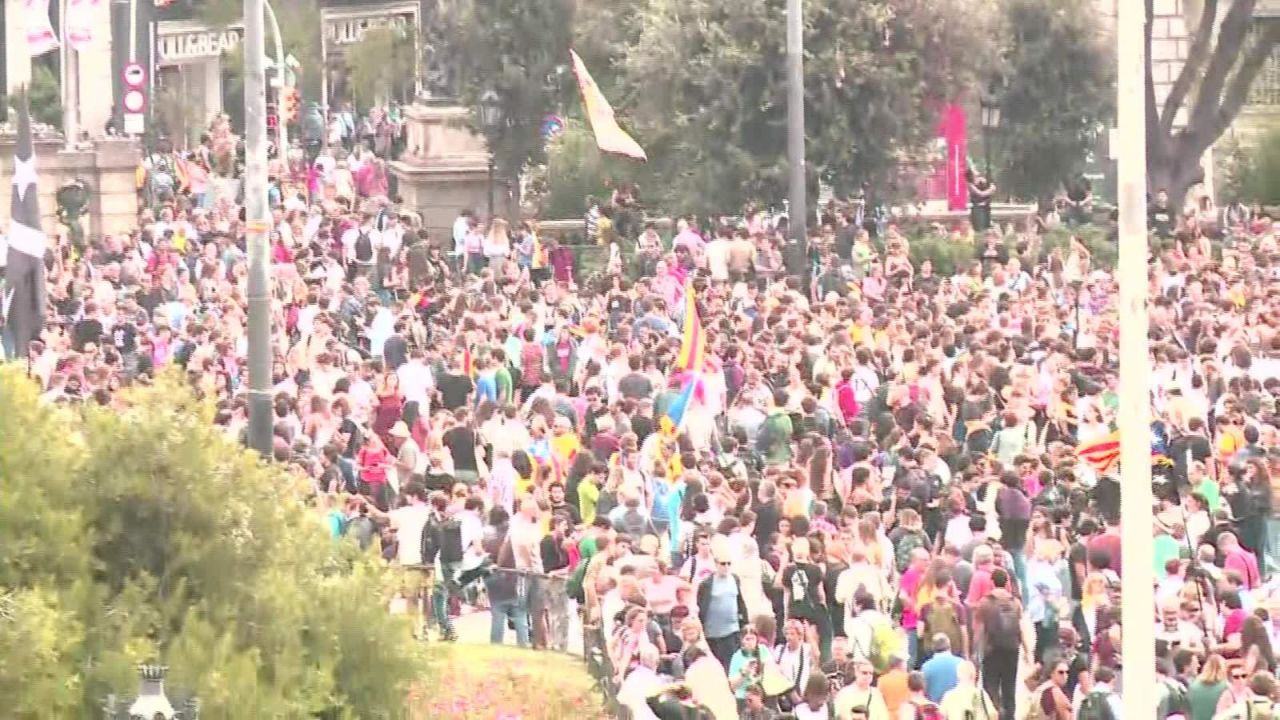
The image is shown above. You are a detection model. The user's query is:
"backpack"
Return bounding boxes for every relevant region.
[419,513,442,567]
[1021,683,1052,720]
[354,230,374,263]
[922,602,963,656]
[1077,690,1117,720]
[756,414,783,455]
[438,517,465,564]
[869,618,905,673]
[1160,678,1190,720]
[986,596,1022,651]
[913,701,942,720]
[894,530,928,573]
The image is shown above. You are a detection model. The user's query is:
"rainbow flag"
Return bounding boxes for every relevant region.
[674,282,707,373]
[569,49,647,161]
[462,346,475,379]
[1076,431,1120,475]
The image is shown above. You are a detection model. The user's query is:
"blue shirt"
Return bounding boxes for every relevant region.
[475,371,497,406]
[921,651,961,702]
[704,575,740,639]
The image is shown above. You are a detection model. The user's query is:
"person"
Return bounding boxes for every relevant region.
[901,671,941,720]
[920,633,961,702]
[938,660,997,720]
[973,569,1024,720]
[1212,670,1278,720]
[698,539,749,671]
[728,627,774,703]
[833,656,891,720]
[1189,655,1230,720]
[1025,660,1071,720]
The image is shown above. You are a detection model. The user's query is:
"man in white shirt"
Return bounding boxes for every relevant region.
[366,483,434,636]
[452,210,473,270]
[397,348,435,411]
[341,213,381,277]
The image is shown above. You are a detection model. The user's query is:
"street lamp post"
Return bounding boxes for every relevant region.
[980,97,1001,178]
[785,0,807,250]
[479,89,504,220]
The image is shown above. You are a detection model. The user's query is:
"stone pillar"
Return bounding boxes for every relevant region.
[389,101,515,243]
[0,135,140,239]
[77,0,117,137]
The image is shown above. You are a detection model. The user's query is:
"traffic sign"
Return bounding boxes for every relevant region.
[122,89,146,114]
[123,113,144,134]
[123,62,146,88]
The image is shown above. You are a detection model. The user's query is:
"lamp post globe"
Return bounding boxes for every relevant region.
[479,89,504,219]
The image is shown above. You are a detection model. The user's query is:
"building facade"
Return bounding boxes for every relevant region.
[0,0,421,146]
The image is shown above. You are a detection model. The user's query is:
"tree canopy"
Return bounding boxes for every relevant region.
[437,0,578,178]
[994,0,1114,201]
[606,0,994,214]
[0,367,422,717]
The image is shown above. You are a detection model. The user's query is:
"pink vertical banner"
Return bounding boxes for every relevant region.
[939,103,968,211]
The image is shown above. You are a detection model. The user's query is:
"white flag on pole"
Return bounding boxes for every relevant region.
[67,0,102,50]
[25,0,61,56]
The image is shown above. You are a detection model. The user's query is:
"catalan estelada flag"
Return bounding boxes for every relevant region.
[569,49,647,161]
[659,376,697,436]
[674,282,707,373]
[1077,431,1120,475]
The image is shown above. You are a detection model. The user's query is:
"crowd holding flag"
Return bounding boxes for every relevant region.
[2,92,49,361]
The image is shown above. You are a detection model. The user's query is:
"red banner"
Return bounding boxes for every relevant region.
[938,104,968,212]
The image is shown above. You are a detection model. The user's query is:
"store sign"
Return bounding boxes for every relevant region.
[157,28,243,63]
[324,13,413,46]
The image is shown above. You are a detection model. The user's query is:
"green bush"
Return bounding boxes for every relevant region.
[908,234,977,276]
[0,368,425,715]
[1041,224,1116,268]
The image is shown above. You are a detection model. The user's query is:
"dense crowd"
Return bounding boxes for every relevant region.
[12,113,1280,720]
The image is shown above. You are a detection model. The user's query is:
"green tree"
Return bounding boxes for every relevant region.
[1220,126,1280,204]
[609,0,994,215]
[346,26,418,110]
[994,0,1114,200]
[436,0,577,177]
[0,367,423,717]
[204,0,323,130]
[1146,0,1280,207]
[29,63,63,127]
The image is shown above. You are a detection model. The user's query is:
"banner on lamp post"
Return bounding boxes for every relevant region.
[25,0,61,56]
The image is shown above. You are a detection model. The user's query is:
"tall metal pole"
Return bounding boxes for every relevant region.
[264,0,287,152]
[244,0,273,455]
[785,0,807,248]
[1117,0,1154,712]
[60,0,78,150]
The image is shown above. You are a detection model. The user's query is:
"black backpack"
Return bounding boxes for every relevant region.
[438,517,465,564]
[354,230,374,263]
[419,513,443,566]
[987,596,1022,651]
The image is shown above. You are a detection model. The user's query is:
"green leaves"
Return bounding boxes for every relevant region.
[993,0,1114,200]
[438,0,578,177]
[0,368,423,717]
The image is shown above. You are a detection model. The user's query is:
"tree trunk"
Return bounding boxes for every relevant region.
[1148,142,1205,212]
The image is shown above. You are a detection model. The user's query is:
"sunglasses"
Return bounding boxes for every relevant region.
[1233,673,1248,680]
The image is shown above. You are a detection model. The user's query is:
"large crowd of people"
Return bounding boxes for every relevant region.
[11,110,1280,720]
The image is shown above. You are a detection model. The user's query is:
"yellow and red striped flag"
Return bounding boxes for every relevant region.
[1076,431,1120,475]
[674,282,707,373]
[569,49,647,161]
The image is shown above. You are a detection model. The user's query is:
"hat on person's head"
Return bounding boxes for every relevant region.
[389,421,411,439]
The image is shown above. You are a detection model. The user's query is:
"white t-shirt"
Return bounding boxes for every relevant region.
[398,361,435,408]
[389,504,433,566]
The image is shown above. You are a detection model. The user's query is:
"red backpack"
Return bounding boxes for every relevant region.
[913,701,942,720]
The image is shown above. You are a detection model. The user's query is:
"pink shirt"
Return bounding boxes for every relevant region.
[966,567,995,609]
[901,566,925,630]
[1225,548,1260,589]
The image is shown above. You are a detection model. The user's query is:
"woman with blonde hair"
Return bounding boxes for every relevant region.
[483,217,512,270]
[1188,654,1229,720]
